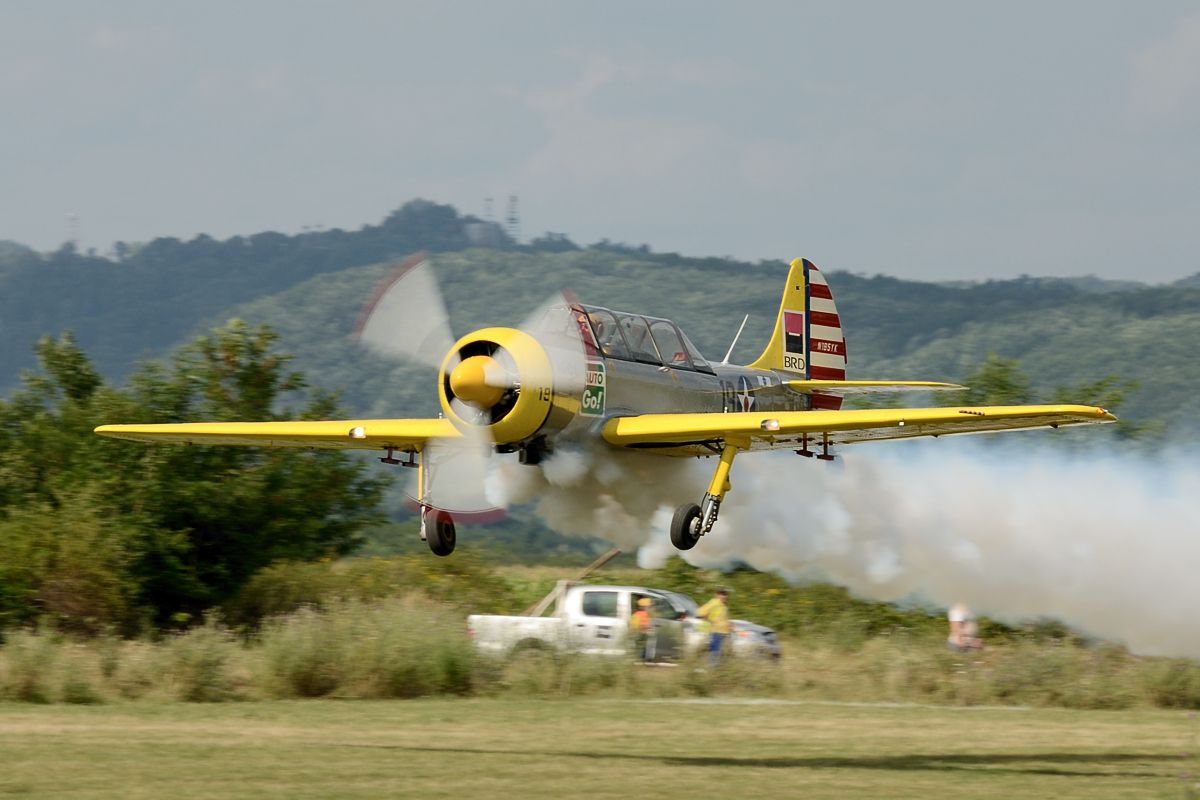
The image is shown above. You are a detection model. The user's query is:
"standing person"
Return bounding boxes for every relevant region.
[696,587,731,665]
[630,597,655,662]
[947,602,982,652]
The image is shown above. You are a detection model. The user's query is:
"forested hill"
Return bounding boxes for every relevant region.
[0,200,513,389]
[2,201,1199,434]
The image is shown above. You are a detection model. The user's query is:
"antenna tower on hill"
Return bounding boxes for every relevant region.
[505,195,520,243]
[66,213,80,248]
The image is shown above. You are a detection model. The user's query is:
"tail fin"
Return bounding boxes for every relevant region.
[747,257,848,407]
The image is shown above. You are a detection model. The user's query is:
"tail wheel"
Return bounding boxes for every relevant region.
[670,503,702,550]
[426,509,457,556]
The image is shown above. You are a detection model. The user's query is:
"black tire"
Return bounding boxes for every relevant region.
[426,509,456,556]
[510,638,551,658]
[670,503,702,550]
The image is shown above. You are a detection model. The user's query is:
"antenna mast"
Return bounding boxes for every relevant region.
[720,315,750,364]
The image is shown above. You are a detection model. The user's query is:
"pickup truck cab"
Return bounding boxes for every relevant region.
[468,583,780,660]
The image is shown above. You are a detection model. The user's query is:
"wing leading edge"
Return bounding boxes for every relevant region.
[94,418,461,451]
[602,405,1116,455]
[783,379,965,395]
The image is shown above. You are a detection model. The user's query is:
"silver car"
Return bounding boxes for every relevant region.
[658,590,783,659]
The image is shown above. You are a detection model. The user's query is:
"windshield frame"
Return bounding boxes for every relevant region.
[579,305,713,373]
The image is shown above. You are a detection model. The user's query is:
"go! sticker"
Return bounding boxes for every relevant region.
[581,361,606,415]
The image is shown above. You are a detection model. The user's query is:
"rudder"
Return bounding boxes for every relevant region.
[747,258,848,407]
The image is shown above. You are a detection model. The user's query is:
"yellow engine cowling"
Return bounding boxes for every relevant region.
[438,327,557,446]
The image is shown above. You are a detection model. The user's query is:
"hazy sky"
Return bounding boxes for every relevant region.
[3,1,1198,282]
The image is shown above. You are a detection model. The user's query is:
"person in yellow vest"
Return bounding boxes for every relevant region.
[630,597,655,662]
[696,587,731,664]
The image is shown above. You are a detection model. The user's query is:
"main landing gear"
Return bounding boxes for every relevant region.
[381,445,458,557]
[421,506,456,557]
[670,442,740,551]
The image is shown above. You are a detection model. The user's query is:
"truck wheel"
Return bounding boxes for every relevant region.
[508,639,556,672]
[426,509,456,556]
[670,503,701,550]
[511,638,551,656]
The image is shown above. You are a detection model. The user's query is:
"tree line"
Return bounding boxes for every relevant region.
[0,323,387,636]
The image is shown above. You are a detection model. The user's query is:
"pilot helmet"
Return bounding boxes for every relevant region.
[588,312,605,337]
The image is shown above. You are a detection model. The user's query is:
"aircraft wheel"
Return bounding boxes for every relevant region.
[426,509,457,556]
[670,503,702,550]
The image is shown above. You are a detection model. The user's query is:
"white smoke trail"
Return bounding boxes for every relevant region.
[492,439,1200,659]
[486,444,699,551]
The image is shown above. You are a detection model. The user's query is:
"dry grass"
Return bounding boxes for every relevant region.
[5,600,1200,712]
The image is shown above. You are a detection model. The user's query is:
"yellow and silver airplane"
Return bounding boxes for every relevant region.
[96,255,1116,556]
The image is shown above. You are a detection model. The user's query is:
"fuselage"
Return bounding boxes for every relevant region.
[547,303,810,444]
[437,301,814,461]
[596,343,809,416]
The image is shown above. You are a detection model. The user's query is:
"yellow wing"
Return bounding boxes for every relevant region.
[94,418,461,451]
[602,405,1116,455]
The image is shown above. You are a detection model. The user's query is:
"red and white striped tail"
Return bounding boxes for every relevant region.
[747,257,848,410]
[805,263,847,409]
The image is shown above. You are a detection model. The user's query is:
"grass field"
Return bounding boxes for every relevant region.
[0,698,1194,799]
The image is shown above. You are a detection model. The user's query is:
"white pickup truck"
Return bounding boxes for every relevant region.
[467,583,781,660]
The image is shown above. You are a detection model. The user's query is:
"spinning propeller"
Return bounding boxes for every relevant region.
[353,255,587,553]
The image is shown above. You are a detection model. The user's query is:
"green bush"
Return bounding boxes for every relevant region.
[166,621,244,702]
[225,554,518,630]
[58,643,105,704]
[260,605,344,697]
[0,495,138,636]
[259,596,475,699]
[0,630,58,703]
[1142,659,1200,709]
[111,640,166,700]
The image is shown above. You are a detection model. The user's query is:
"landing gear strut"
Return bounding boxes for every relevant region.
[670,442,740,551]
[402,445,456,556]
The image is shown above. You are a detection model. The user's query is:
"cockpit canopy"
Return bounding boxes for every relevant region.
[578,304,713,374]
